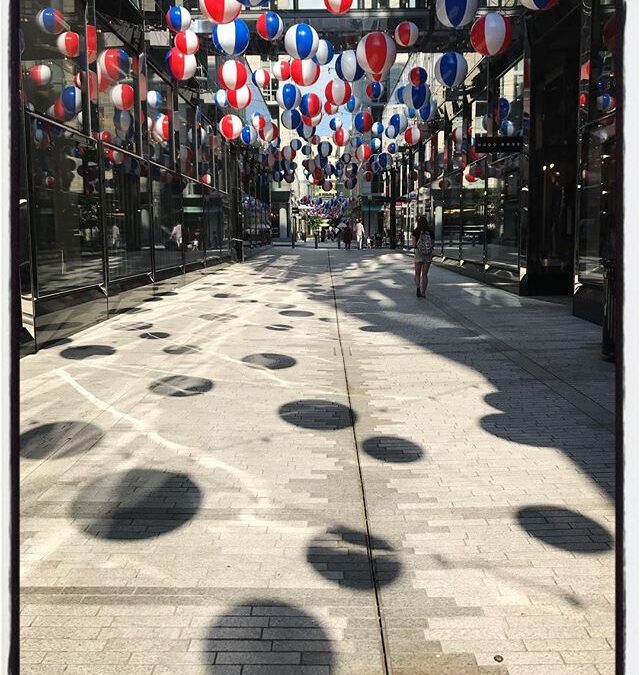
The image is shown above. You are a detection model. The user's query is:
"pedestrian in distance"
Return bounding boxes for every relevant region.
[354,220,365,250]
[343,222,353,250]
[411,215,435,298]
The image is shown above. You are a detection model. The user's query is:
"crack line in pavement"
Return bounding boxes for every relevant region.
[327,249,392,675]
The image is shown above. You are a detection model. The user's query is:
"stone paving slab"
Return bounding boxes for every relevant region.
[20,247,615,674]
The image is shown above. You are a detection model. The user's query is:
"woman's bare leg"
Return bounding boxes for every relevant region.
[420,261,431,296]
[414,262,422,290]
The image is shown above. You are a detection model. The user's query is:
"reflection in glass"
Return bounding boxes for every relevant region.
[103,148,151,279]
[150,166,183,270]
[442,177,462,260]
[497,59,524,140]
[28,118,103,295]
[182,180,205,264]
[461,168,485,263]
[176,96,197,179]
[97,22,138,155]
[204,189,223,260]
[486,163,520,268]
[20,0,88,133]
[577,121,616,284]
[147,68,173,169]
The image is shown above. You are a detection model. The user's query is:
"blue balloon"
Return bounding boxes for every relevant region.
[346,95,358,113]
[435,52,468,88]
[498,97,510,121]
[212,19,250,56]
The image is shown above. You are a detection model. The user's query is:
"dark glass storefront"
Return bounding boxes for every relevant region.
[399,0,621,328]
[18,0,265,352]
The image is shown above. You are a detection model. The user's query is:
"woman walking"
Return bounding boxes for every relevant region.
[343,222,353,251]
[411,215,434,297]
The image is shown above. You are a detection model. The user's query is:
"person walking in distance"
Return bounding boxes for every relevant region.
[343,222,353,250]
[354,220,365,250]
[411,215,434,298]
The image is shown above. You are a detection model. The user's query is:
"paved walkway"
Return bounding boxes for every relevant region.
[20,247,615,675]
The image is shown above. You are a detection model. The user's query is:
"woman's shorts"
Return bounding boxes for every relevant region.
[415,250,432,263]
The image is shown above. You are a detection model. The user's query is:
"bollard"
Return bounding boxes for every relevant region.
[314,234,318,249]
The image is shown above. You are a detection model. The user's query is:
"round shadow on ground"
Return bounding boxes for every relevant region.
[149,375,213,397]
[143,296,164,302]
[265,324,293,331]
[362,435,424,463]
[20,421,103,460]
[237,299,259,304]
[113,322,153,332]
[266,303,295,310]
[163,345,200,355]
[139,331,170,340]
[517,506,613,553]
[156,291,178,297]
[280,310,314,318]
[279,399,355,430]
[232,283,248,287]
[212,292,237,299]
[242,353,297,370]
[307,526,401,590]
[60,345,116,360]
[206,601,334,672]
[70,469,201,540]
[359,325,386,333]
[200,313,237,322]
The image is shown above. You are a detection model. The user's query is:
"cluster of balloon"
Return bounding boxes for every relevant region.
[164,6,201,80]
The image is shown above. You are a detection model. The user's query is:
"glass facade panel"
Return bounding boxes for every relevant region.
[96,20,140,155]
[497,59,524,140]
[460,170,485,264]
[182,180,205,264]
[103,148,152,279]
[147,68,173,169]
[486,161,520,268]
[442,177,462,260]
[28,119,104,295]
[20,0,89,133]
[577,122,616,284]
[204,189,223,261]
[577,0,618,288]
[176,97,197,179]
[150,166,183,270]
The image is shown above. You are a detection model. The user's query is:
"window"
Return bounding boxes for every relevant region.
[28,119,103,295]
[151,166,183,270]
[20,0,90,133]
[103,148,152,279]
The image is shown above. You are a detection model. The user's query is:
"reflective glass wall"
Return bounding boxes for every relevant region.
[18,0,268,350]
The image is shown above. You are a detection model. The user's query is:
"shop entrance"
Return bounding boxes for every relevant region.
[526,7,581,295]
